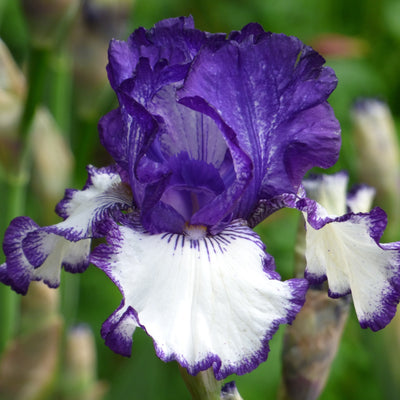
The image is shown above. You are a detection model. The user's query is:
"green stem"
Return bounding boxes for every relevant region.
[48,50,73,135]
[74,116,98,186]
[0,288,18,354]
[0,44,50,354]
[179,366,223,400]
[18,46,50,139]
[0,0,10,28]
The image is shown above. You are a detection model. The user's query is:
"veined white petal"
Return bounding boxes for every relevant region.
[92,220,307,379]
[52,165,132,240]
[25,231,91,286]
[305,210,400,330]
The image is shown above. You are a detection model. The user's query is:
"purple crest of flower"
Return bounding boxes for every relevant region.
[99,17,340,235]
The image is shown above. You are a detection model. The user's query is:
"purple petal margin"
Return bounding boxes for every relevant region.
[1,217,40,294]
[1,216,91,294]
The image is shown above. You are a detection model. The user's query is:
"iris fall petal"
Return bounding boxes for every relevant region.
[91,220,308,379]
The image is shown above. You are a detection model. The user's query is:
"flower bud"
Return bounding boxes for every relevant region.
[0,39,25,97]
[62,325,108,400]
[21,0,80,48]
[0,40,26,171]
[30,107,74,214]
[0,39,73,213]
[351,98,400,237]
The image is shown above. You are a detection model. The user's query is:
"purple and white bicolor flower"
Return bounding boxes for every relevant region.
[1,16,344,378]
[296,172,400,331]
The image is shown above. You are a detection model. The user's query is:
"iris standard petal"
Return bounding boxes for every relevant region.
[98,108,130,172]
[91,219,308,379]
[107,16,219,91]
[148,86,229,167]
[179,28,340,219]
[114,79,252,233]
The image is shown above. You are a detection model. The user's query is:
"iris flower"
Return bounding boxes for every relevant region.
[3,16,397,380]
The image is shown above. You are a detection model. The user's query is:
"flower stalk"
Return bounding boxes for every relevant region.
[179,366,224,400]
[278,286,350,400]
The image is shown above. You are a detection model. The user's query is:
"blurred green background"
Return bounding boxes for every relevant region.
[1,0,400,399]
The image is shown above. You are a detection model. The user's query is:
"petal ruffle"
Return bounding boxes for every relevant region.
[91,219,308,379]
[1,165,132,293]
[107,16,224,91]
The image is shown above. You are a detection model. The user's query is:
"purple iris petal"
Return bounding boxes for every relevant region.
[101,18,340,234]
[107,16,224,91]
[0,165,131,293]
[179,26,340,223]
[160,152,225,218]
[98,108,130,172]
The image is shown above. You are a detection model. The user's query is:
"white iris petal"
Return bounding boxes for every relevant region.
[96,220,306,379]
[31,234,91,286]
[53,165,132,239]
[305,213,398,327]
[302,172,400,330]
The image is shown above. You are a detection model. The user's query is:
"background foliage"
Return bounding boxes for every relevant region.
[1,0,400,399]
